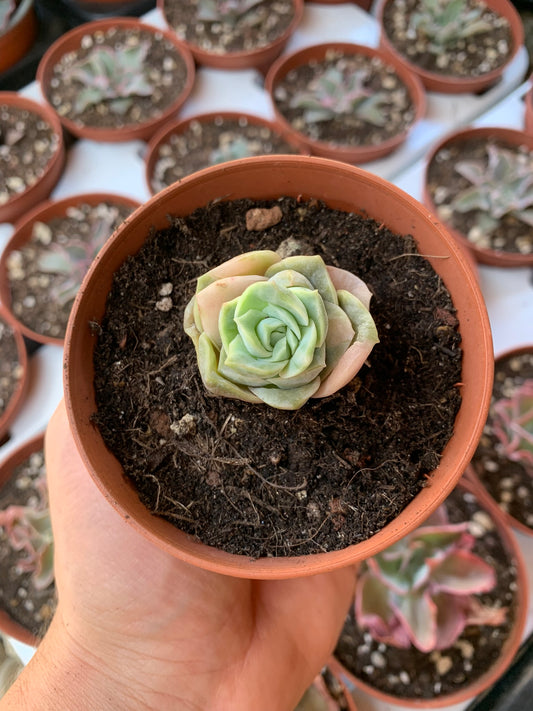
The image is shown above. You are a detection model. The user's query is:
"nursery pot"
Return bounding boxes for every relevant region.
[329,476,528,708]
[0,433,45,647]
[264,42,426,163]
[158,0,304,72]
[0,93,65,226]
[0,0,38,74]
[0,192,141,347]
[36,17,196,143]
[0,306,28,445]
[423,126,533,268]
[376,0,524,94]
[64,155,493,579]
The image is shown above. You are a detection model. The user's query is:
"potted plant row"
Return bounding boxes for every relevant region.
[37,17,196,143]
[0,192,140,346]
[265,42,426,163]
[63,154,492,580]
[377,0,524,94]
[331,476,528,707]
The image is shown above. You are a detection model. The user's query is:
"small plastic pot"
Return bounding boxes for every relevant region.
[423,126,533,268]
[36,17,196,143]
[265,42,426,163]
[376,0,524,94]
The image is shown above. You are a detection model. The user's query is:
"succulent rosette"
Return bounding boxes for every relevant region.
[184,250,378,410]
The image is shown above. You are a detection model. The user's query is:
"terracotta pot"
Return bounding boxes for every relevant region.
[264,42,426,163]
[0,0,38,74]
[0,192,141,347]
[63,155,492,579]
[0,92,65,226]
[525,81,533,135]
[330,476,528,708]
[145,110,308,194]
[0,306,29,445]
[158,0,304,72]
[466,344,533,537]
[0,433,45,647]
[377,0,524,94]
[36,17,196,143]
[423,126,533,268]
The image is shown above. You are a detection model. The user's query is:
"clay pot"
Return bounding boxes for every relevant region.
[0,0,38,74]
[329,476,528,708]
[264,42,426,163]
[63,155,493,579]
[466,344,533,537]
[0,306,28,445]
[36,17,196,143]
[0,192,141,347]
[0,433,45,647]
[423,126,533,268]
[145,110,308,194]
[377,0,524,94]
[0,92,65,226]
[158,0,304,71]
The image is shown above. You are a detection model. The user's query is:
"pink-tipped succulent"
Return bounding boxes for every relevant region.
[65,40,153,116]
[289,66,388,126]
[184,250,379,410]
[491,379,533,477]
[355,505,506,653]
[0,505,54,590]
[0,0,16,34]
[197,0,264,24]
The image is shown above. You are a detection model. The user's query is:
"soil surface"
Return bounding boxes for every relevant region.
[6,200,135,341]
[272,49,417,149]
[0,448,55,640]
[470,350,533,531]
[334,485,519,701]
[0,102,60,208]
[0,317,24,425]
[44,25,190,130]
[427,137,533,256]
[162,0,296,54]
[382,0,513,79]
[149,115,302,193]
[93,196,462,558]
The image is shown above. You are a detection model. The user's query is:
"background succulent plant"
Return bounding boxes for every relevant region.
[184,249,378,410]
[0,0,15,35]
[65,40,153,116]
[448,143,533,237]
[355,504,506,652]
[197,0,264,24]
[289,65,388,126]
[491,379,533,476]
[408,0,493,55]
[209,134,253,165]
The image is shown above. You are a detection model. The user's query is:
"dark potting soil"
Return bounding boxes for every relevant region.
[470,350,533,531]
[162,0,296,54]
[44,26,190,130]
[0,102,60,206]
[6,200,135,341]
[272,49,417,149]
[149,116,301,193]
[334,486,519,701]
[0,317,23,422]
[427,137,533,256]
[0,449,56,640]
[92,197,462,558]
[382,0,513,79]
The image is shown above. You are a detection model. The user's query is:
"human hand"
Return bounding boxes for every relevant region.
[3,400,355,711]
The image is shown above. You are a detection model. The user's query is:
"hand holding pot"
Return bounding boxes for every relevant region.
[0,401,355,711]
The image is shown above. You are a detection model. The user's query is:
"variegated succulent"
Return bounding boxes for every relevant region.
[210,134,253,165]
[408,0,493,55]
[355,504,506,652]
[65,40,153,116]
[448,143,533,237]
[491,379,533,477]
[184,250,379,410]
[289,65,388,126]
[197,0,264,24]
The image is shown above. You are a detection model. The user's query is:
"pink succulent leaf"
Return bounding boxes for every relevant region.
[0,506,54,590]
[463,596,508,627]
[432,592,468,650]
[326,265,372,309]
[196,250,280,292]
[355,572,412,649]
[491,379,533,476]
[427,549,496,595]
[392,589,438,653]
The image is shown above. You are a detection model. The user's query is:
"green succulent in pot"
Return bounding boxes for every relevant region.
[184,249,379,410]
